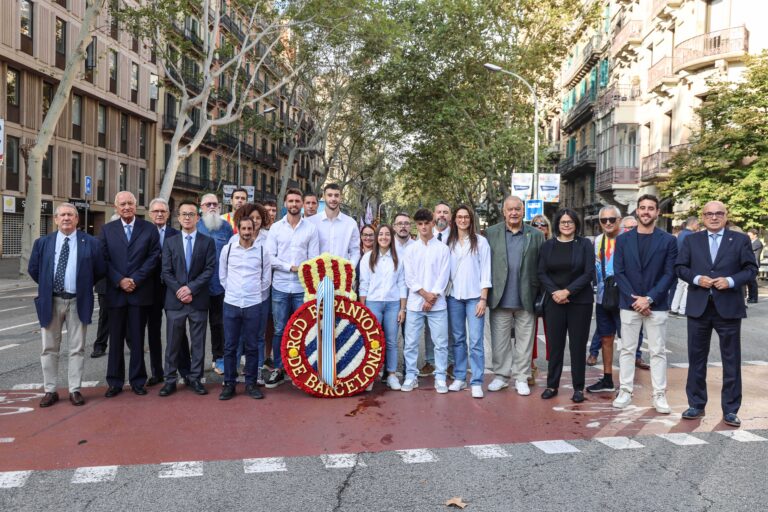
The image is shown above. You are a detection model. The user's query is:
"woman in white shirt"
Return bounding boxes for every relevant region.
[446,205,491,398]
[359,224,407,390]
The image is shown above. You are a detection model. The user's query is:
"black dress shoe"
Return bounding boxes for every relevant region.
[723,413,741,427]
[219,384,236,400]
[104,386,122,398]
[571,390,585,403]
[189,381,208,395]
[69,391,85,406]
[131,385,148,396]
[40,392,59,408]
[90,348,106,358]
[541,388,558,399]
[245,383,264,400]
[682,407,705,419]
[146,376,164,387]
[158,383,177,397]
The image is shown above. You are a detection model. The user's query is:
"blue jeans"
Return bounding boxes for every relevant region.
[271,288,305,369]
[447,297,485,386]
[237,290,271,371]
[367,300,400,373]
[223,302,263,386]
[404,309,449,380]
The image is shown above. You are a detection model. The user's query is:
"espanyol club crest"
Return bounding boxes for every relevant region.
[281,254,385,398]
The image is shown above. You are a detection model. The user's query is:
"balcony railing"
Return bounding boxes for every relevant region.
[610,20,643,58]
[221,14,245,42]
[562,36,604,88]
[557,146,596,177]
[185,29,205,51]
[650,0,683,21]
[596,84,641,116]
[175,173,216,191]
[596,144,639,191]
[596,167,639,192]
[648,57,677,92]
[163,114,178,131]
[562,87,597,132]
[640,150,671,181]
[673,26,749,73]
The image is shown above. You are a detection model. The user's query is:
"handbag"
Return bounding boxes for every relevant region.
[534,289,548,317]
[600,235,620,312]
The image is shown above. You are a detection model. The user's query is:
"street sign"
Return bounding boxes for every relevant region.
[85,176,92,196]
[525,199,543,222]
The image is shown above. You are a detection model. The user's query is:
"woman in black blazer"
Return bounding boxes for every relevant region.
[537,208,595,402]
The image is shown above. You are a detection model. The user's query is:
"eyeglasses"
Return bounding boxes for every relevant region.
[395,222,411,227]
[150,210,168,215]
[531,222,547,228]
[599,217,618,224]
[179,212,197,218]
[455,215,471,220]
[201,202,219,208]
[362,234,375,238]
[703,211,726,218]
[559,220,575,226]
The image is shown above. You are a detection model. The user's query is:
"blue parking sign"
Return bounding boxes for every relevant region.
[85,176,92,196]
[525,199,543,221]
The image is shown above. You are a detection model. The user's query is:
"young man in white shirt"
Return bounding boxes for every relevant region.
[402,208,451,393]
[309,183,360,265]
[265,188,320,387]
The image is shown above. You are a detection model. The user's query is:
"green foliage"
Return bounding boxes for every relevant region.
[663,52,768,229]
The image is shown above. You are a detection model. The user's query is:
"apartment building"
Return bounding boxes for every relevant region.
[0,0,158,255]
[553,0,766,234]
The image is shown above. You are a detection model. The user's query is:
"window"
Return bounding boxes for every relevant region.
[20,1,33,54]
[72,95,82,140]
[139,121,147,159]
[6,69,20,123]
[261,172,266,192]
[120,114,128,154]
[109,50,118,94]
[85,38,96,82]
[200,156,210,182]
[138,168,146,205]
[42,82,54,121]
[130,62,139,102]
[97,104,106,148]
[109,0,119,39]
[42,146,53,195]
[149,73,158,111]
[96,158,106,201]
[119,163,127,191]
[55,18,66,69]
[5,136,20,191]
[71,152,82,197]
[270,176,275,194]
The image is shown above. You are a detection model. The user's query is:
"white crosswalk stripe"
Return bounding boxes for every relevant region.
[0,471,32,488]
[717,430,767,442]
[466,444,510,459]
[71,466,118,484]
[0,437,15,443]
[595,436,645,450]
[321,453,366,469]
[657,433,708,446]
[531,440,580,454]
[158,461,203,478]
[396,448,437,463]
[243,457,287,473]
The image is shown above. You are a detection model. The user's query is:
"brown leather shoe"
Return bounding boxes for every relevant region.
[635,358,650,370]
[39,392,59,408]
[69,391,85,406]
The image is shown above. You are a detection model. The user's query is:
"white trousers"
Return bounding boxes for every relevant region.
[619,309,668,395]
[490,308,535,383]
[670,279,688,314]
[41,297,87,393]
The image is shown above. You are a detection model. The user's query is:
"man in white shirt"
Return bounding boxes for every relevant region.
[265,188,320,387]
[309,183,360,265]
[402,208,451,393]
[218,216,272,400]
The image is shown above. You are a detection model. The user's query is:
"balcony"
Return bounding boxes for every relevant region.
[648,57,678,93]
[182,72,203,94]
[595,84,641,117]
[162,114,178,132]
[185,28,205,51]
[610,20,643,59]
[650,0,683,21]
[557,146,596,178]
[174,173,216,191]
[216,131,239,149]
[596,144,639,192]
[640,150,671,181]
[561,87,597,133]
[221,14,245,42]
[596,167,639,192]
[562,36,604,89]
[673,26,749,73]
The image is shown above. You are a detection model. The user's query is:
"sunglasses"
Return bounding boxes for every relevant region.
[531,222,547,228]
[599,217,618,224]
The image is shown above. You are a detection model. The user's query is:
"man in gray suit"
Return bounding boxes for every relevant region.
[159,200,216,397]
[486,196,544,395]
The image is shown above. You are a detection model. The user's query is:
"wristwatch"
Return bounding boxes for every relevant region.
[646,296,654,304]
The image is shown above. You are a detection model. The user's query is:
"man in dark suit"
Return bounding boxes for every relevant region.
[675,201,757,427]
[100,191,161,397]
[28,203,105,407]
[746,229,763,303]
[159,200,216,396]
[613,194,677,414]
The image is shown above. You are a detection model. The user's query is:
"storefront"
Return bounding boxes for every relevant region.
[1,196,53,257]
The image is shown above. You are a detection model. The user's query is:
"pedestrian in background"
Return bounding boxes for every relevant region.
[528,214,552,385]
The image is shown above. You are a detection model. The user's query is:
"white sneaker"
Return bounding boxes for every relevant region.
[515,380,531,396]
[386,375,401,390]
[435,380,449,394]
[401,378,418,392]
[487,378,509,392]
[471,385,484,399]
[448,380,467,392]
[653,392,671,414]
[612,389,632,409]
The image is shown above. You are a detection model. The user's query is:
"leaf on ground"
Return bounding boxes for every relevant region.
[445,496,467,509]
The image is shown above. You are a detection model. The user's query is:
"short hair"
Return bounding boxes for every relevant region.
[685,216,699,228]
[748,228,758,236]
[148,197,169,211]
[394,212,411,222]
[231,187,249,199]
[55,202,79,216]
[114,191,136,205]
[235,202,270,230]
[553,208,581,236]
[284,188,303,201]
[304,193,318,201]
[503,195,524,208]
[434,201,451,211]
[263,199,277,208]
[238,216,255,230]
[413,208,433,223]
[324,182,341,193]
[637,194,659,208]
[598,205,621,218]
[200,193,219,204]
[178,199,199,212]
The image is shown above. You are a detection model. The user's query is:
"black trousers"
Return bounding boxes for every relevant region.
[209,293,225,360]
[746,278,758,301]
[93,294,110,352]
[686,300,742,415]
[544,301,592,390]
[106,305,148,388]
[146,300,165,378]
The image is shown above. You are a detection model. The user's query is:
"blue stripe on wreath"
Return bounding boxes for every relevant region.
[307,320,364,374]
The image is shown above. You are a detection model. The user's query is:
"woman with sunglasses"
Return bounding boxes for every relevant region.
[537,208,595,402]
[528,214,552,386]
[446,205,491,398]
[359,224,407,390]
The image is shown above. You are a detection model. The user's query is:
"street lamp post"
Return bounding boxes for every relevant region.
[484,63,539,201]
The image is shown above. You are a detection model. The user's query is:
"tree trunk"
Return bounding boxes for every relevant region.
[19,0,104,277]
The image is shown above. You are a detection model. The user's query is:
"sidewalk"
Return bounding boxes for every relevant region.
[0,257,34,291]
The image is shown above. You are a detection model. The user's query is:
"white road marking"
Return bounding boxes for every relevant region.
[562,365,571,372]
[531,440,580,454]
[158,461,203,478]
[321,453,366,469]
[71,465,118,484]
[0,306,29,313]
[81,381,100,388]
[396,448,438,464]
[717,430,767,442]
[466,444,510,459]
[0,437,15,443]
[243,457,287,473]
[596,436,645,450]
[0,321,38,333]
[708,362,723,367]
[0,471,32,488]
[11,383,43,390]
[670,363,689,369]
[657,433,708,446]
[0,344,20,351]
[745,360,768,366]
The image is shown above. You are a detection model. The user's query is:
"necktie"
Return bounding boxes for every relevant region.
[437,232,442,242]
[710,233,720,262]
[159,228,165,248]
[125,224,133,242]
[185,235,193,273]
[54,237,69,294]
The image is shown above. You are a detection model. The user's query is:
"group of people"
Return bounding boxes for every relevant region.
[28,186,758,427]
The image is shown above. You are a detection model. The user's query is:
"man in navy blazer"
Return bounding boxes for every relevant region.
[613,194,677,413]
[28,203,105,407]
[675,201,757,427]
[100,191,161,397]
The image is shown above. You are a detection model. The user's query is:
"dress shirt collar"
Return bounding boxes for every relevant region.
[318,209,347,222]
[57,230,76,240]
[121,218,136,229]
[181,229,197,241]
[707,228,725,237]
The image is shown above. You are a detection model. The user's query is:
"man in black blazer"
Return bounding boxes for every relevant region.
[159,200,216,396]
[613,194,677,413]
[28,203,105,407]
[675,201,757,427]
[100,191,161,397]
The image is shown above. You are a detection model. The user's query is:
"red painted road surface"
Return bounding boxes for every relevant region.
[1,366,766,472]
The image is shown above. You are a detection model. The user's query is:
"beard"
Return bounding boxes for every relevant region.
[436,219,448,230]
[202,210,223,231]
